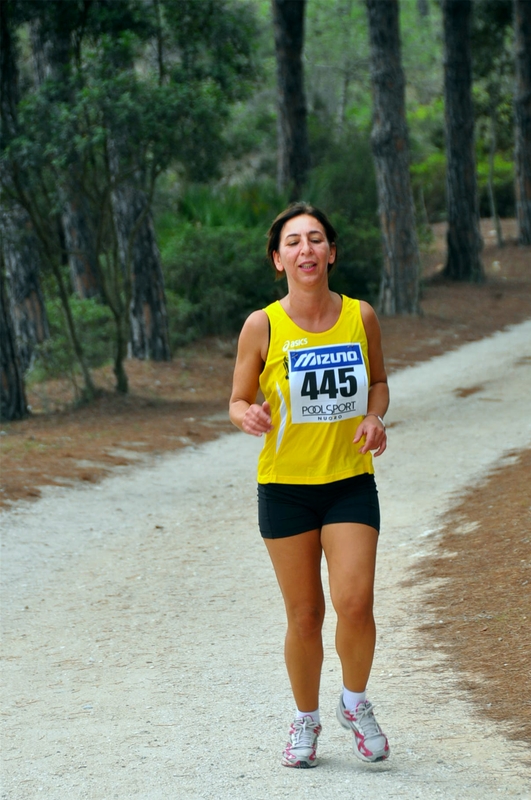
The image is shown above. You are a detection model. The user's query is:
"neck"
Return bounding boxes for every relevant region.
[281,286,341,332]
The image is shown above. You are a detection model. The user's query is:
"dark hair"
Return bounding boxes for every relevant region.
[266,202,338,279]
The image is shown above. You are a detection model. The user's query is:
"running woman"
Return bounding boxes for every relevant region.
[229,203,390,768]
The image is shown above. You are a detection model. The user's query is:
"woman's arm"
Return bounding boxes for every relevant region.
[355,301,390,456]
[229,310,274,437]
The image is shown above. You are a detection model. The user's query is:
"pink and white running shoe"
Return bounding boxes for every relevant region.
[281,715,322,768]
[336,697,390,762]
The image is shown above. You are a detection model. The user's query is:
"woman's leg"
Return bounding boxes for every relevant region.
[320,523,378,692]
[263,529,324,712]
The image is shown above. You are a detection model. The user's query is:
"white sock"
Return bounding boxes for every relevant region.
[342,686,366,711]
[296,707,320,724]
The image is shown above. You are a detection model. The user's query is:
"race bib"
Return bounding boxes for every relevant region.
[288,343,368,424]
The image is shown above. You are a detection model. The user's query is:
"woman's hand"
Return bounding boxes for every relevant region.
[242,401,273,437]
[353,415,387,457]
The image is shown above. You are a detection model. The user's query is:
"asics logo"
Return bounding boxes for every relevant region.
[282,338,308,352]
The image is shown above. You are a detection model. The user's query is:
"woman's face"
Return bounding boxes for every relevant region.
[272,214,336,287]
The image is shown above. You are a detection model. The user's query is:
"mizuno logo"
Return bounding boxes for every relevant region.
[290,344,363,372]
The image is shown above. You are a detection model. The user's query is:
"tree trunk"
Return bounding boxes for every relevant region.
[30,10,101,298]
[487,105,504,248]
[3,2,94,401]
[1,3,49,373]
[0,263,28,422]
[366,0,420,315]
[0,205,49,373]
[442,0,484,281]
[61,186,101,299]
[109,145,171,361]
[514,0,531,245]
[272,0,311,200]
[417,0,430,19]
[0,0,17,138]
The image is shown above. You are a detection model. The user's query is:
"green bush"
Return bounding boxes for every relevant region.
[161,224,283,343]
[164,290,200,348]
[410,152,447,222]
[411,150,515,222]
[307,121,379,227]
[477,155,514,218]
[328,219,382,302]
[29,296,114,383]
[176,181,285,229]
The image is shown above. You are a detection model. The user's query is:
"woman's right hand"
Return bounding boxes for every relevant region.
[242,401,273,437]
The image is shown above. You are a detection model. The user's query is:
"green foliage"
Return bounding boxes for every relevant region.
[472,0,513,83]
[411,150,515,221]
[477,155,515,217]
[174,181,286,229]
[164,291,199,348]
[410,152,447,222]
[161,221,282,344]
[29,297,114,383]
[304,122,382,299]
[399,0,444,107]
[328,221,382,302]
[408,100,446,160]
[304,0,371,128]
[157,166,382,347]
[306,122,378,226]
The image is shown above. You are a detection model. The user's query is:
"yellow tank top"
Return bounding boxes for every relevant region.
[257,295,373,484]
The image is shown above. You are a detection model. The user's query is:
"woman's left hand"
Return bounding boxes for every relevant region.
[353,416,387,457]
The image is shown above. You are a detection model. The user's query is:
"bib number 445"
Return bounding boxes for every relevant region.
[300,367,357,401]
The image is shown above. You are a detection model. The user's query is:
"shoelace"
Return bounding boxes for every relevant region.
[290,717,320,749]
[354,702,381,741]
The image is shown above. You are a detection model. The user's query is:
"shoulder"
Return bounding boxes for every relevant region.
[359,300,380,329]
[237,309,270,362]
[240,309,270,338]
[342,296,380,331]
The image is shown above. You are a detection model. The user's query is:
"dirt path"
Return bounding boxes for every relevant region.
[2,321,531,800]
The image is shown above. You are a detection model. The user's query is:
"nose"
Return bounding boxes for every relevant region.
[300,235,313,253]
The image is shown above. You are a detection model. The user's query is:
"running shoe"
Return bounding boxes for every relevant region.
[281,715,322,768]
[336,696,390,762]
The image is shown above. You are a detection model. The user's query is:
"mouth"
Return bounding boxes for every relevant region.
[299,262,317,271]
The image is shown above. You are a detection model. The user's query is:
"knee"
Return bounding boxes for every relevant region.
[334,592,374,627]
[288,604,324,640]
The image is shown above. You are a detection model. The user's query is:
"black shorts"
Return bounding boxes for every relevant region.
[257,473,380,539]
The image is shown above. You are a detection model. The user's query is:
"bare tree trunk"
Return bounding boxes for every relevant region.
[61,187,101,298]
[442,0,484,281]
[30,10,101,298]
[366,0,420,315]
[336,68,350,137]
[3,1,94,401]
[109,144,171,362]
[1,206,49,372]
[0,263,28,421]
[1,3,49,373]
[272,0,311,200]
[417,0,430,19]
[487,105,504,248]
[514,0,531,245]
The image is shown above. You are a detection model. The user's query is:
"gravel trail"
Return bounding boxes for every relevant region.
[2,320,531,800]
